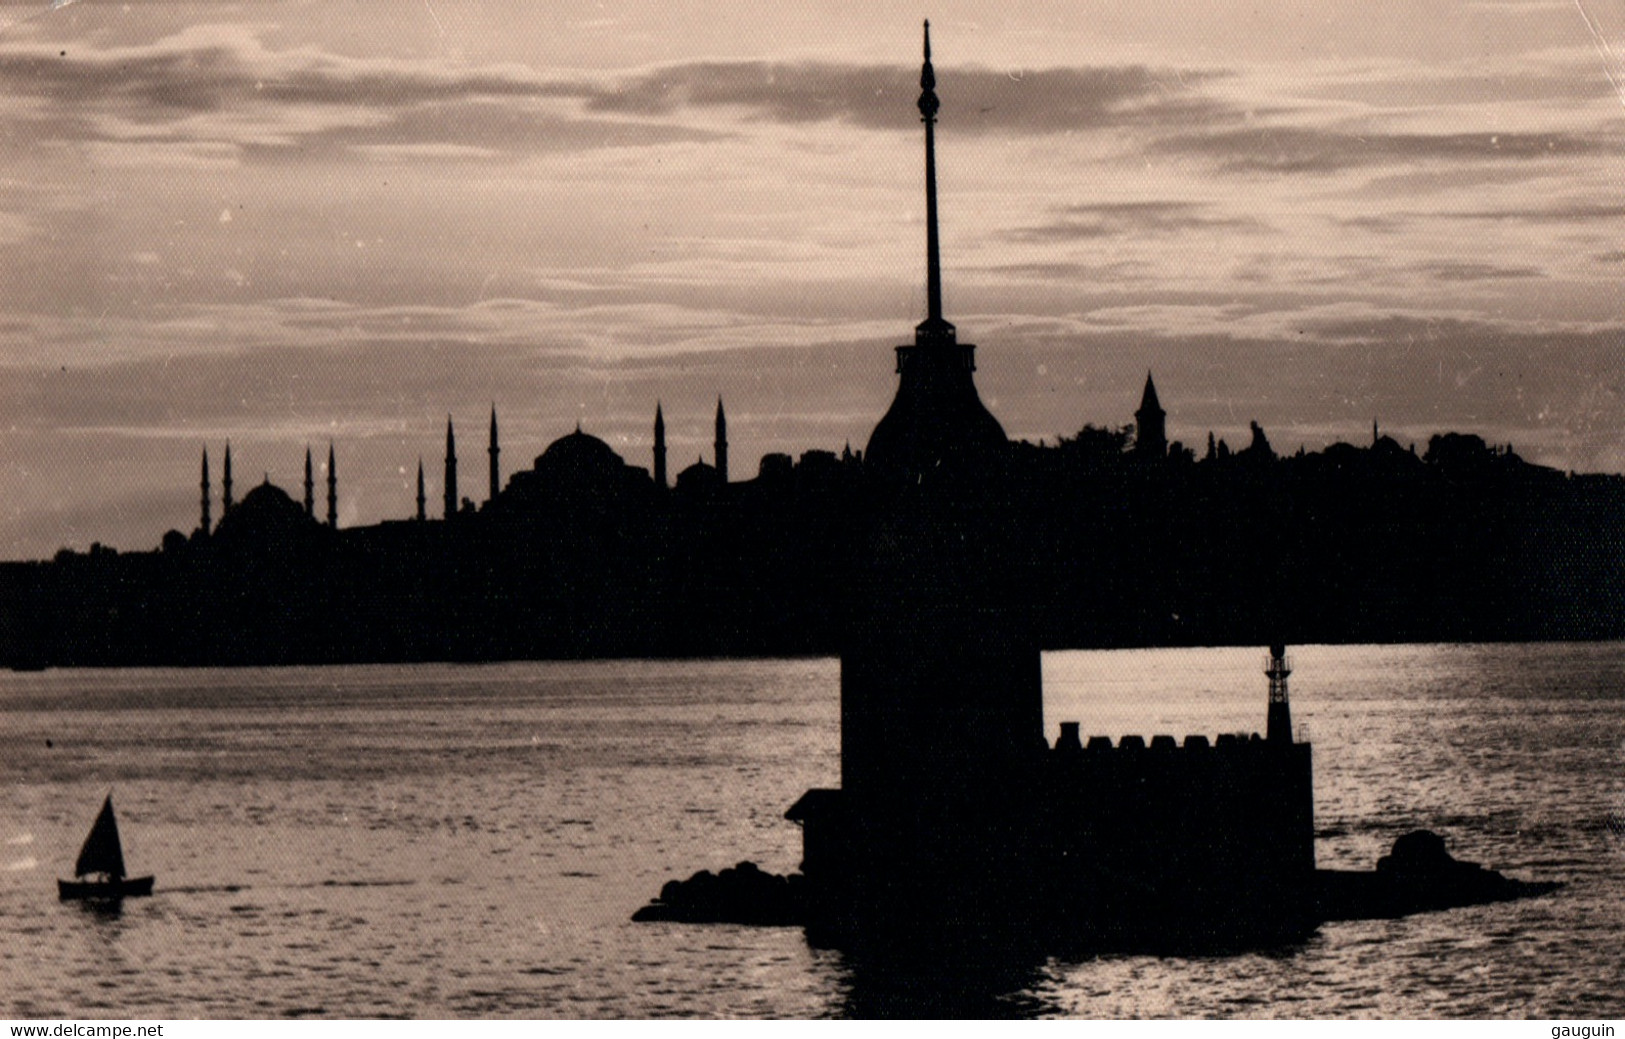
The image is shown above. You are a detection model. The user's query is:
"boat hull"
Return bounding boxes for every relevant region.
[57,876,154,901]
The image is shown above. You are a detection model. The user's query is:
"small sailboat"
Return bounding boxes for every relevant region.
[57,795,154,901]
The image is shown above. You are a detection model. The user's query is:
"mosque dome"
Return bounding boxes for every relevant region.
[212,480,320,548]
[532,427,626,484]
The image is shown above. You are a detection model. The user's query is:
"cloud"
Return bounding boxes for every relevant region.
[1154,123,1622,174]
[0,22,1241,167]
[1002,201,1270,243]
[1448,200,1625,223]
[586,60,1233,135]
[1418,260,1545,281]
[1339,214,1406,233]
[1293,62,1615,108]
[0,23,718,159]
[0,23,581,113]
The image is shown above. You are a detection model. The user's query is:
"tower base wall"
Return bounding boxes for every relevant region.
[788,734,1315,941]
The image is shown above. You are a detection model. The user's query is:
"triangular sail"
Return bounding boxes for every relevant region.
[73,795,126,879]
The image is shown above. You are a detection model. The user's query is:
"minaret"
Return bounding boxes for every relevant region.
[416,459,427,521]
[714,398,728,484]
[222,441,234,515]
[653,403,667,488]
[326,443,337,528]
[1134,371,1168,459]
[303,447,315,518]
[199,448,212,535]
[444,416,458,519]
[1266,643,1294,744]
[488,406,501,502]
[863,21,1006,476]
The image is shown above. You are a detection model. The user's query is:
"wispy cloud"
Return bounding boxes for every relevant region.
[0,24,719,159]
[1448,200,1625,222]
[1418,260,1546,281]
[1153,123,1621,174]
[1002,201,1270,243]
[586,61,1233,135]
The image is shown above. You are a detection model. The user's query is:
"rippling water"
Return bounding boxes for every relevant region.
[1,644,1621,1018]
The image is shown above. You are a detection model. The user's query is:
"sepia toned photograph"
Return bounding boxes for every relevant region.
[1,0,1622,1020]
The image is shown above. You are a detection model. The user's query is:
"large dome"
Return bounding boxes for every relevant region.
[532,428,626,484]
[212,481,321,548]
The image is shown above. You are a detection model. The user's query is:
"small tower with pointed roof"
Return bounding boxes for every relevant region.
[304,447,315,519]
[1134,372,1167,459]
[416,459,427,522]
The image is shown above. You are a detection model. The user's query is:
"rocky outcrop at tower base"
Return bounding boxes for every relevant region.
[631,861,806,926]
[1315,829,1561,921]
[633,831,1559,945]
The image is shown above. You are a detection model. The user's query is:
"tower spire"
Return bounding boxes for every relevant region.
[653,402,668,489]
[326,443,337,528]
[304,446,315,518]
[222,441,234,515]
[919,20,947,333]
[714,397,729,484]
[863,21,1005,476]
[199,448,211,535]
[444,416,458,520]
[488,405,500,502]
[416,458,426,521]
[1135,371,1167,459]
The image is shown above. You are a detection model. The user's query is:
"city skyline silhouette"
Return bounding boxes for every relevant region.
[4,19,1623,670]
[1,4,1623,559]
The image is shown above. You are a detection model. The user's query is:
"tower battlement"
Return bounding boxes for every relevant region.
[1053,727,1292,756]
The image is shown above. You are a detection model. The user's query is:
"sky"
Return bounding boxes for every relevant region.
[1,0,1623,558]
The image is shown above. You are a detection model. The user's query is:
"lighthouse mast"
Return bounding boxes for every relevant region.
[1266,643,1294,744]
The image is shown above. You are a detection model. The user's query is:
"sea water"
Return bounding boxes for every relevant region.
[1,644,1621,1018]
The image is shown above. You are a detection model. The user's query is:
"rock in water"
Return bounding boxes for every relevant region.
[632,861,806,926]
[1317,829,1560,921]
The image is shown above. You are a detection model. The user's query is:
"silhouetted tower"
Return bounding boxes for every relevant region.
[1135,371,1167,459]
[488,406,500,502]
[822,25,1038,893]
[653,403,668,489]
[863,21,1006,477]
[303,447,315,519]
[222,442,234,515]
[199,448,212,535]
[714,398,728,484]
[416,459,427,522]
[443,417,458,520]
[1266,642,1294,744]
[326,443,337,528]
